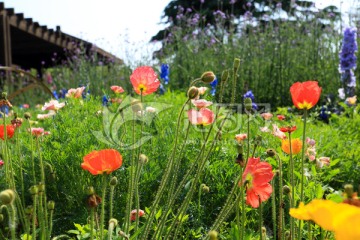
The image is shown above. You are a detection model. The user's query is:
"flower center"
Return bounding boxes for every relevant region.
[138,84,147,93]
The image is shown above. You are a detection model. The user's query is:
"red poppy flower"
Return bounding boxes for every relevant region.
[187,108,215,126]
[277,115,286,121]
[240,157,274,208]
[279,126,297,133]
[290,81,322,110]
[30,127,45,137]
[0,125,15,140]
[130,66,160,95]
[81,149,123,175]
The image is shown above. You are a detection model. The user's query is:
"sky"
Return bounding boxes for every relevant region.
[2,0,358,64]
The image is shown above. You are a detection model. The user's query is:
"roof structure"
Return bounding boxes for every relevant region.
[0,2,122,97]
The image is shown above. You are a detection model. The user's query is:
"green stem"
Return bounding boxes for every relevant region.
[299,109,308,240]
[27,120,37,185]
[275,153,284,240]
[48,209,54,239]
[9,203,16,240]
[288,132,295,240]
[32,194,38,240]
[271,179,277,240]
[140,99,190,240]
[100,175,108,240]
[90,208,95,240]
[109,185,114,219]
[259,199,263,240]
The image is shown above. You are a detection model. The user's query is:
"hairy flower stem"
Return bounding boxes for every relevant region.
[32,194,38,240]
[36,138,48,234]
[8,203,16,240]
[156,123,191,238]
[89,208,95,240]
[288,132,295,240]
[271,179,277,239]
[100,175,108,240]
[109,185,115,220]
[15,131,25,207]
[27,120,37,185]
[275,153,284,240]
[259,200,263,240]
[166,112,230,239]
[299,109,308,240]
[48,208,54,239]
[124,112,137,234]
[231,61,240,104]
[140,99,190,240]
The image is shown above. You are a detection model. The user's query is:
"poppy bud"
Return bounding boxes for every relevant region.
[0,214,3,222]
[109,218,118,226]
[283,185,291,195]
[1,92,7,99]
[244,97,252,111]
[266,149,276,157]
[139,154,148,164]
[87,186,95,195]
[110,177,118,186]
[87,194,102,208]
[221,70,229,82]
[285,231,290,240]
[201,71,216,84]
[24,112,31,119]
[233,58,241,70]
[261,227,267,237]
[344,184,354,198]
[131,99,142,112]
[48,201,55,210]
[254,135,262,145]
[118,231,130,240]
[200,184,210,193]
[208,230,218,240]
[38,183,45,193]
[0,189,16,205]
[29,185,39,195]
[187,87,199,99]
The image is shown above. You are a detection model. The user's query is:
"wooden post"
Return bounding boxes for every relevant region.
[0,8,13,91]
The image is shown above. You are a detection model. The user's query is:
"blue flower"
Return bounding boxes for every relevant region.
[159,84,166,95]
[0,106,9,117]
[339,27,357,71]
[243,90,255,101]
[52,90,59,100]
[210,77,218,96]
[102,95,109,106]
[160,64,170,85]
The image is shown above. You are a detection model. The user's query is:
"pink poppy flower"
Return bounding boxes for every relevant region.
[260,112,273,120]
[197,87,208,95]
[66,87,85,98]
[37,111,56,120]
[22,104,30,109]
[130,209,145,221]
[130,66,160,96]
[235,133,247,143]
[30,128,44,137]
[272,124,286,139]
[0,160,3,168]
[191,99,213,109]
[42,100,65,111]
[260,126,270,132]
[110,85,125,94]
[187,108,215,126]
[277,115,286,121]
[316,157,330,168]
[240,157,274,208]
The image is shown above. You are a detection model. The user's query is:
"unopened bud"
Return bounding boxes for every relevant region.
[87,186,95,195]
[110,177,118,186]
[29,185,39,195]
[1,92,7,99]
[48,201,55,210]
[201,184,210,193]
[233,58,241,70]
[24,112,31,119]
[266,149,276,157]
[139,154,148,164]
[283,185,291,195]
[208,230,218,240]
[221,70,229,82]
[38,183,45,193]
[344,184,354,198]
[187,87,199,99]
[244,97,252,111]
[261,227,266,237]
[254,135,262,145]
[109,218,118,226]
[0,189,16,205]
[0,214,3,222]
[285,231,290,240]
[201,71,216,84]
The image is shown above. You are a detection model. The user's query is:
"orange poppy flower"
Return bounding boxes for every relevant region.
[281,138,302,155]
[290,81,322,110]
[130,66,160,96]
[279,126,297,133]
[81,149,123,175]
[240,157,274,208]
[110,85,125,94]
[0,125,15,140]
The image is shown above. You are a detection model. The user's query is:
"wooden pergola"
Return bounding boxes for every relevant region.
[0,2,122,96]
